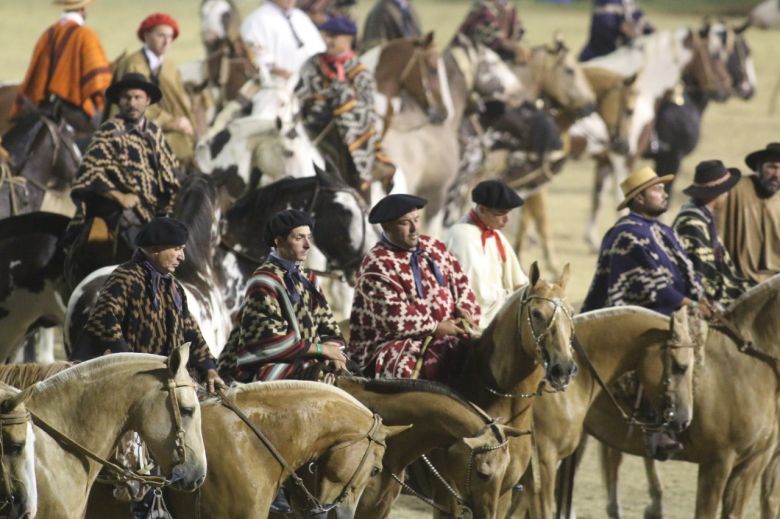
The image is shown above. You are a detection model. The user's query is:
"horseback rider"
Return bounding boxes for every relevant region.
[110,13,197,166]
[446,180,528,329]
[720,143,780,284]
[72,216,224,390]
[218,209,349,383]
[12,0,112,147]
[296,16,396,197]
[579,0,654,62]
[582,167,711,460]
[63,72,180,290]
[673,160,753,309]
[455,0,525,61]
[348,194,481,382]
[362,0,423,50]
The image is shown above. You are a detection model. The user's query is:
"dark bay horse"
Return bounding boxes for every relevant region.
[1,109,80,218]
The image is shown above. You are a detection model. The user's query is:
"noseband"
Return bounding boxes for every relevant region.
[0,407,31,511]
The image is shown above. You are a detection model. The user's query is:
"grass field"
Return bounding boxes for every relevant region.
[2,0,778,517]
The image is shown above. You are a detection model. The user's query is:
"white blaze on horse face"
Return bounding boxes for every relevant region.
[333,190,370,254]
[475,47,523,102]
[200,0,232,44]
[24,421,38,519]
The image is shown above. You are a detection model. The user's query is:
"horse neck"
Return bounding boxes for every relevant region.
[512,60,540,101]
[442,48,471,126]
[730,286,780,350]
[344,386,486,472]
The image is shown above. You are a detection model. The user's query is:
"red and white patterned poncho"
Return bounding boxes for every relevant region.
[348,235,480,381]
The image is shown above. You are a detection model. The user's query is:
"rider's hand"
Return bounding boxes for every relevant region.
[119,193,140,209]
[206,369,227,394]
[434,320,467,338]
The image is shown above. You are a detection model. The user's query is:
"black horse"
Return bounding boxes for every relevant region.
[1,108,81,218]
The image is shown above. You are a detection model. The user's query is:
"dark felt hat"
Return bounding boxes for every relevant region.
[106,72,162,105]
[745,142,780,171]
[318,16,358,35]
[135,217,188,248]
[264,209,315,248]
[682,160,741,200]
[368,194,427,224]
[471,180,524,209]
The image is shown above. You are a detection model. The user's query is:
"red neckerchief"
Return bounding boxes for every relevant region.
[468,209,506,262]
[319,51,355,81]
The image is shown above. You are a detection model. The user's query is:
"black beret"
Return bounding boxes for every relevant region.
[264,209,315,248]
[368,194,427,224]
[135,217,188,248]
[471,180,524,209]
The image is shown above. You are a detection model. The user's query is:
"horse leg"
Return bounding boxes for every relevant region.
[516,198,534,254]
[695,455,736,519]
[723,444,774,519]
[760,445,780,519]
[354,471,402,519]
[600,443,624,519]
[642,457,664,519]
[584,158,612,253]
[530,188,559,277]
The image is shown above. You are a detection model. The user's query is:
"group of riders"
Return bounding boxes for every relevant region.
[4,0,780,516]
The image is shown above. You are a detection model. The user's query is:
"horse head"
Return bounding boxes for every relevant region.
[584,67,638,154]
[636,307,698,433]
[375,32,448,124]
[722,21,757,100]
[749,0,780,29]
[532,35,597,118]
[472,44,523,104]
[519,262,577,391]
[684,24,732,102]
[127,345,208,492]
[309,416,409,519]
[0,384,36,519]
[200,0,240,53]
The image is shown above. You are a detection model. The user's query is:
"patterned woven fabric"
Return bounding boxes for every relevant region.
[69,116,180,229]
[296,53,382,184]
[579,0,654,62]
[348,236,480,381]
[74,258,216,375]
[673,203,752,307]
[582,213,704,315]
[455,0,523,59]
[217,259,344,382]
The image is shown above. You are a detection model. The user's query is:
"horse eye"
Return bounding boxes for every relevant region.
[564,67,575,76]
[531,309,544,321]
[671,361,688,376]
[370,466,381,477]
[3,442,23,455]
[180,406,196,418]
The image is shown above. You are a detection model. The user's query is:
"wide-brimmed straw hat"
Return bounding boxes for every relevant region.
[744,142,780,171]
[682,160,741,200]
[617,166,674,210]
[52,0,93,9]
[106,73,162,105]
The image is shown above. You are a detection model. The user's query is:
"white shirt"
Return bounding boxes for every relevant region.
[446,217,529,329]
[60,11,85,26]
[241,1,325,86]
[143,46,164,72]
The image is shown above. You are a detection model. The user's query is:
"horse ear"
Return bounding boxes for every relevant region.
[168,342,192,378]
[556,263,570,290]
[528,261,541,286]
[498,425,529,438]
[0,385,34,414]
[383,424,413,438]
[422,31,435,47]
[623,73,638,87]
[734,19,751,34]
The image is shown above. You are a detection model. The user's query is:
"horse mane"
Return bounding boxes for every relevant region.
[226,176,317,222]
[32,353,166,393]
[726,272,780,313]
[574,306,668,325]
[173,173,218,277]
[0,362,73,389]
[224,379,372,415]
[0,211,70,239]
[347,376,495,424]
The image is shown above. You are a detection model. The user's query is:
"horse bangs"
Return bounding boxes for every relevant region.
[226,380,372,416]
[32,353,166,393]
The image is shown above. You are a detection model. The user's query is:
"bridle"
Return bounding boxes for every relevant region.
[484,285,575,399]
[0,406,31,512]
[398,45,441,116]
[217,389,385,514]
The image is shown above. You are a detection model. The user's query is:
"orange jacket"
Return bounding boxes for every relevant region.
[13,19,111,119]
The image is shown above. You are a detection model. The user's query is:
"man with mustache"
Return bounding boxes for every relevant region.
[720,143,780,284]
[348,194,480,382]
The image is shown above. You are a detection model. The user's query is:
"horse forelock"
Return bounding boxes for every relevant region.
[32,353,168,393]
[225,380,373,416]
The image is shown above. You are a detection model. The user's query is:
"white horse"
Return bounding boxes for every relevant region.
[751,0,780,28]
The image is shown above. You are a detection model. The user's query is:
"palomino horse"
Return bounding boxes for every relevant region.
[0,383,37,519]
[589,274,780,519]
[0,109,80,218]
[335,377,521,519]
[86,381,406,519]
[0,82,19,135]
[0,212,70,362]
[510,306,699,519]
[418,262,577,518]
[382,35,522,223]
[26,346,207,518]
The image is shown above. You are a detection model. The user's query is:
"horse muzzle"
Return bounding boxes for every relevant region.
[427,106,449,125]
[735,81,755,100]
[168,463,207,492]
[546,360,578,391]
[575,102,597,119]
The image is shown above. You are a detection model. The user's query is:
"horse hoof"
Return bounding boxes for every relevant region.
[644,505,663,519]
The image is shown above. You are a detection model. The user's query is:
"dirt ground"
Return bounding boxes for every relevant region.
[2,0,776,516]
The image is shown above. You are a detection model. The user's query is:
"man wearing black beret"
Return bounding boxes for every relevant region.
[446,180,528,328]
[348,194,481,382]
[73,216,225,393]
[218,209,348,383]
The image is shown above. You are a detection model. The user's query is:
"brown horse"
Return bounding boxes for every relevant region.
[0,82,19,136]
[0,383,36,519]
[23,346,207,519]
[86,380,406,519]
[413,262,577,518]
[510,306,699,519]
[334,377,522,519]
[589,274,780,519]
